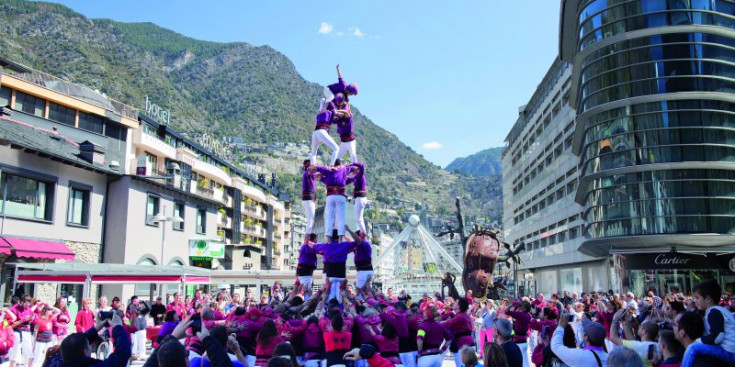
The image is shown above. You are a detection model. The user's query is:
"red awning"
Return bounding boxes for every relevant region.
[17,275,87,283]
[0,240,10,255]
[1,237,75,260]
[92,275,186,284]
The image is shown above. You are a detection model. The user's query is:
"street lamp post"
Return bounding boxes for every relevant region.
[147,206,184,297]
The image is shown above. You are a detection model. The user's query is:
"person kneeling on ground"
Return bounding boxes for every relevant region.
[143,315,235,367]
[43,311,131,367]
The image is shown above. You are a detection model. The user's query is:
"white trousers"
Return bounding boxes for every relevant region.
[400,352,416,367]
[356,270,374,290]
[336,140,357,163]
[298,275,313,292]
[328,277,345,303]
[417,354,443,367]
[323,86,335,102]
[319,87,335,111]
[304,360,322,367]
[31,340,55,367]
[516,342,529,367]
[324,195,346,236]
[302,200,316,234]
[354,197,367,234]
[132,329,147,358]
[10,331,32,364]
[311,130,339,165]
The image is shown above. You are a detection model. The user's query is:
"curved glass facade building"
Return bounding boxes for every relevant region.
[560,1,735,260]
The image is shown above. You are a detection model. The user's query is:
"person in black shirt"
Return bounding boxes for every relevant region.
[150,297,166,326]
[494,318,522,367]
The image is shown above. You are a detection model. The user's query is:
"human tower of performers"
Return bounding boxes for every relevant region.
[1,66,735,367]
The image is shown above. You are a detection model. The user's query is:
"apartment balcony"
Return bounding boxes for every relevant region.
[242,205,266,220]
[134,130,177,159]
[243,224,266,238]
[194,159,232,186]
[217,216,232,229]
[239,184,267,203]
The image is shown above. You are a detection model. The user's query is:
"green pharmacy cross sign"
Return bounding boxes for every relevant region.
[189,239,225,259]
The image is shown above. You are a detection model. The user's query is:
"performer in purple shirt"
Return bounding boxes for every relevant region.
[346,162,368,237]
[441,298,476,367]
[346,226,373,292]
[330,94,357,163]
[311,101,339,166]
[301,160,318,240]
[309,161,355,242]
[310,230,356,303]
[320,64,359,110]
[296,241,318,299]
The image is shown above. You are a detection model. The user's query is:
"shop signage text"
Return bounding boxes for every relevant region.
[654,254,691,266]
[626,252,733,273]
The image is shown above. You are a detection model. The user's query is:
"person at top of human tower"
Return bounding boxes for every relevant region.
[320,64,359,110]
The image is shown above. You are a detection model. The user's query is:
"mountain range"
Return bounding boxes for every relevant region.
[445,147,503,177]
[0,0,503,224]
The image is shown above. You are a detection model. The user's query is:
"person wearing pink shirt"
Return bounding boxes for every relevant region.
[166,292,186,319]
[8,295,36,367]
[74,298,95,333]
[53,296,71,342]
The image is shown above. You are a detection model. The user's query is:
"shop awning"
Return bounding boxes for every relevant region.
[0,240,10,255]
[11,262,211,285]
[1,236,75,260]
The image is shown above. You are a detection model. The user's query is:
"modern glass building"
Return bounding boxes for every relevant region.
[560,0,735,294]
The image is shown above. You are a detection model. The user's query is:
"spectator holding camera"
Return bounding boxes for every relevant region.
[127,296,151,361]
[609,308,659,367]
[43,310,131,367]
[551,310,608,367]
[143,315,234,367]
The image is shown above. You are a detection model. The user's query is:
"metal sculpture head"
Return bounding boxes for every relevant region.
[462,225,521,300]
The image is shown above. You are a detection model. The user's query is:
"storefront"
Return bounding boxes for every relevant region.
[617,252,735,295]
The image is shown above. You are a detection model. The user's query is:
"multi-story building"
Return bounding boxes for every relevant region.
[502,58,609,296]
[0,58,137,305]
[560,0,735,294]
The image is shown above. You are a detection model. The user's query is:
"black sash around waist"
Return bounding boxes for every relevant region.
[355,260,373,271]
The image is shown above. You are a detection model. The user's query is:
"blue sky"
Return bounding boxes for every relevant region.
[48,1,561,167]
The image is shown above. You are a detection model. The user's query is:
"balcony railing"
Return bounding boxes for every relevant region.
[196,187,215,199]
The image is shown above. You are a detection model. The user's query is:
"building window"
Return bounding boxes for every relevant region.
[78,111,104,134]
[173,202,184,231]
[0,87,11,107]
[48,102,76,126]
[196,208,206,234]
[146,194,160,226]
[67,187,90,226]
[0,173,53,220]
[14,91,45,117]
[145,152,159,176]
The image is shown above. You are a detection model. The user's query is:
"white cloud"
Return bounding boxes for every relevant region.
[318,22,333,34]
[422,141,442,150]
[352,27,365,37]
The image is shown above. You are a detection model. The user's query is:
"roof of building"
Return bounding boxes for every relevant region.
[0,115,120,175]
[139,113,272,193]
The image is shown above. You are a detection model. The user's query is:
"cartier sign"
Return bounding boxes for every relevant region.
[626,252,730,271]
[653,254,691,266]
